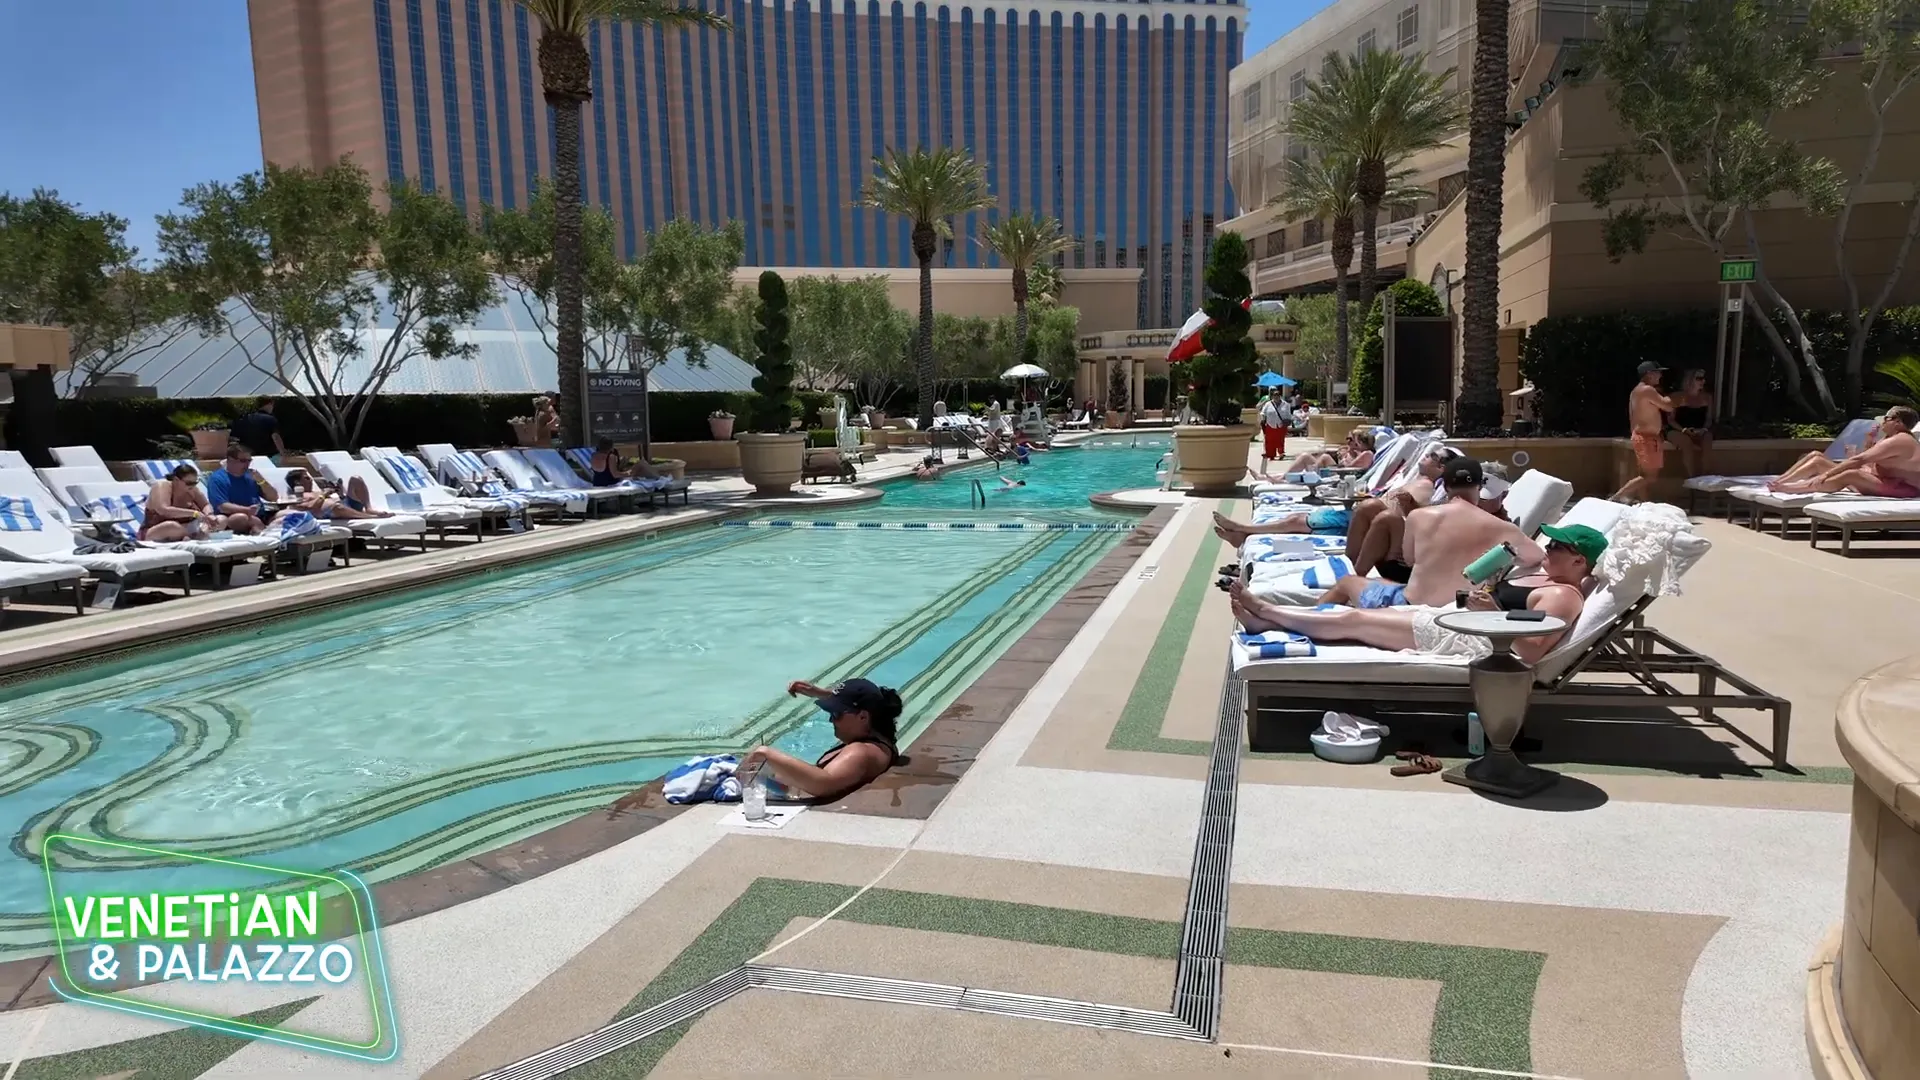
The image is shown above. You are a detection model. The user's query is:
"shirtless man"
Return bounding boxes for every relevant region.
[1342,445,1457,578]
[1771,406,1920,497]
[1213,444,1458,549]
[1309,457,1546,609]
[1611,361,1674,503]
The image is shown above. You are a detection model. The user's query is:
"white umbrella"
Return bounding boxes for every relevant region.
[1000,363,1049,379]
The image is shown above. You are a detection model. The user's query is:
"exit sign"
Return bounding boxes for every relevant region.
[1720,259,1758,283]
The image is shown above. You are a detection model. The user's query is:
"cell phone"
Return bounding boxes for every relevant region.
[1506,609,1547,622]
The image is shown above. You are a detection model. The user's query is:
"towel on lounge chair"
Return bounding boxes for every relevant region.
[133,459,194,483]
[267,510,324,541]
[1596,502,1694,597]
[1299,557,1355,589]
[1236,630,1317,659]
[79,494,144,542]
[0,495,45,532]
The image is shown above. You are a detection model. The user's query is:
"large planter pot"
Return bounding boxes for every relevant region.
[511,420,544,447]
[736,432,807,495]
[1105,410,1132,430]
[708,416,736,440]
[652,458,686,483]
[190,429,231,458]
[1174,424,1253,496]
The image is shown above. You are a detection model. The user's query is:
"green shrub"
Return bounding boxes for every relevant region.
[806,428,837,447]
[1189,232,1258,424]
[748,271,796,433]
[1143,374,1170,410]
[1352,279,1443,416]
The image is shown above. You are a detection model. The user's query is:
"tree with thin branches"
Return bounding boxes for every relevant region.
[859,147,994,428]
[514,0,728,444]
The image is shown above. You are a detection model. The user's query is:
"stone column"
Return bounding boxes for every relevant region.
[1132,357,1147,418]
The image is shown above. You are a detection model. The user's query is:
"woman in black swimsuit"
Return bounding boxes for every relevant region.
[738,678,902,802]
[1669,369,1714,479]
[588,438,666,486]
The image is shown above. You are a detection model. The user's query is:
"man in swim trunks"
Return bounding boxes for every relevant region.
[1310,457,1547,609]
[1771,406,1920,497]
[1611,361,1675,503]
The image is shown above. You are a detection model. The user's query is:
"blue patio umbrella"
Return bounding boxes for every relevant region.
[1253,371,1297,388]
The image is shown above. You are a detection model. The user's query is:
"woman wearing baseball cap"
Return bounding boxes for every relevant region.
[737,678,904,802]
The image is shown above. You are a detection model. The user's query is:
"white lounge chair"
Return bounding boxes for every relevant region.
[0,475,194,602]
[66,480,282,586]
[0,450,30,470]
[480,449,595,515]
[419,444,579,513]
[1233,504,1792,768]
[36,464,116,497]
[1684,418,1879,511]
[49,446,110,470]
[305,451,484,540]
[360,447,534,531]
[1805,499,1920,555]
[0,497,87,617]
[560,446,690,506]
[247,459,428,553]
[517,448,630,515]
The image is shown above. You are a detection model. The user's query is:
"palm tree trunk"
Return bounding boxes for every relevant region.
[1355,200,1380,327]
[1458,0,1509,431]
[540,27,592,447]
[1012,265,1030,358]
[1331,217,1355,382]
[916,256,936,430]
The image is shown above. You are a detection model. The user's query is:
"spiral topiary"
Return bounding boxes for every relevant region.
[749,270,796,433]
[1190,232,1258,425]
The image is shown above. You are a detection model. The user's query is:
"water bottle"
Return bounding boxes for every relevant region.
[1467,711,1485,757]
[741,775,768,821]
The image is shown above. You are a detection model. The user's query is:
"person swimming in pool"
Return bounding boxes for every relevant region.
[999,475,1027,488]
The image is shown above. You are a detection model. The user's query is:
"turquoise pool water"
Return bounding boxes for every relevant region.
[0,436,1168,955]
[867,434,1172,517]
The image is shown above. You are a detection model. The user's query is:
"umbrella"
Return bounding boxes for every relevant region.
[1253,371,1297,388]
[1000,363,1049,379]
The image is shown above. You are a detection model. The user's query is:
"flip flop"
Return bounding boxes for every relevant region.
[1390,754,1442,777]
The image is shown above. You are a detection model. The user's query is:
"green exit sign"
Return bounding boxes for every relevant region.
[1720,259,1758,283]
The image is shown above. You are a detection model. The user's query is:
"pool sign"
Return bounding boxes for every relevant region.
[41,834,400,1062]
[1719,258,1758,283]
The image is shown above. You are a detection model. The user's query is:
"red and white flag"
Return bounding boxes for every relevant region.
[1166,298,1253,362]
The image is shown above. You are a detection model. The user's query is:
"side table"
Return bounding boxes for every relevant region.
[1433,609,1567,799]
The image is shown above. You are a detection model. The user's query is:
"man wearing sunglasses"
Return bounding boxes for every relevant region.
[203,445,274,533]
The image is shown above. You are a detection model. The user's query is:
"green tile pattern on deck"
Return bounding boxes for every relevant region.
[10,996,317,1080]
[560,876,1544,1080]
[1102,504,1851,784]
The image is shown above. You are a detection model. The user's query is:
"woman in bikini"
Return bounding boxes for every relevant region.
[587,438,666,485]
[140,465,224,542]
[1668,369,1715,478]
[261,469,392,520]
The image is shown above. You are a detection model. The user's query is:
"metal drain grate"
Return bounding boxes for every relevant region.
[478,668,1252,1079]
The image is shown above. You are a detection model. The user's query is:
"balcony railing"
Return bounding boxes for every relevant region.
[1253,219,1423,275]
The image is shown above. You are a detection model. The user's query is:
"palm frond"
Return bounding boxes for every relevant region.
[516,0,727,34]
[979,211,1075,270]
[1287,47,1463,169]
[1872,354,1920,408]
[858,147,994,235]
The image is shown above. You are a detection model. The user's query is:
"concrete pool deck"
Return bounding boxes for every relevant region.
[0,436,1880,1078]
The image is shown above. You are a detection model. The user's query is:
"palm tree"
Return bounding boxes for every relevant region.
[1272,154,1426,383]
[860,147,994,429]
[517,0,726,444]
[979,212,1075,359]
[1458,0,1510,430]
[1288,47,1463,332]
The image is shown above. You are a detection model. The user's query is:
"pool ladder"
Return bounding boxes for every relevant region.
[970,478,987,508]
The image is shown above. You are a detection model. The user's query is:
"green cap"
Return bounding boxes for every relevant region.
[1539,523,1607,566]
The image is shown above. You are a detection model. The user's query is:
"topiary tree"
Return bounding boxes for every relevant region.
[1188,232,1258,425]
[749,270,795,433]
[1107,361,1130,414]
[1351,277,1442,416]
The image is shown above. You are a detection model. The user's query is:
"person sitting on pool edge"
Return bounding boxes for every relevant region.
[734,678,903,802]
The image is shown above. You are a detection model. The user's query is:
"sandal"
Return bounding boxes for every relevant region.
[1390,754,1442,777]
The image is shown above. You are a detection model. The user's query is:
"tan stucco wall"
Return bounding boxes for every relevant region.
[733,267,1145,333]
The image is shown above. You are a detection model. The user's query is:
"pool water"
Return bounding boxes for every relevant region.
[870,434,1172,516]
[0,435,1167,955]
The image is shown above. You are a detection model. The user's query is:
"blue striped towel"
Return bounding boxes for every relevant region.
[269,510,323,542]
[81,495,144,541]
[660,753,792,804]
[1299,557,1354,589]
[136,459,194,482]
[1254,491,1303,505]
[382,454,434,491]
[1236,631,1317,659]
[0,495,44,532]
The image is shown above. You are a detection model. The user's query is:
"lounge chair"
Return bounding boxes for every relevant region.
[305,452,484,541]
[1683,418,1879,512]
[247,459,428,553]
[479,450,597,516]
[116,459,352,572]
[1058,409,1091,430]
[65,480,283,586]
[1233,505,1792,768]
[1250,428,1419,498]
[360,447,536,532]
[36,464,116,497]
[1805,499,1920,555]
[0,476,194,602]
[1724,486,1908,537]
[559,447,690,505]
[0,499,87,617]
[0,450,29,470]
[517,448,631,515]
[49,446,110,470]
[419,444,579,514]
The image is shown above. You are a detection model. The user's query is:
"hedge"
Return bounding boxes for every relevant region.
[43,389,842,458]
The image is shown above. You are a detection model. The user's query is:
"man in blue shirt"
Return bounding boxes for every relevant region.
[203,446,272,533]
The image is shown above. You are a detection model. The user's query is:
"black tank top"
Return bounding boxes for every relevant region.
[1673,405,1708,429]
[816,736,896,768]
[1494,580,1541,612]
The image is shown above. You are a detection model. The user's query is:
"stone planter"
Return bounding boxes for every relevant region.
[190,429,231,458]
[736,432,807,495]
[1105,410,1132,430]
[511,420,545,447]
[652,458,686,483]
[708,415,736,440]
[1173,424,1252,495]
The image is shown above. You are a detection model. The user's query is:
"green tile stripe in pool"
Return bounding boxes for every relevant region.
[0,439,1170,957]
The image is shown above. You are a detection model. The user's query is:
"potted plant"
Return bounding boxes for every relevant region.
[170,410,231,459]
[1173,232,1260,495]
[736,271,807,494]
[708,408,736,440]
[1105,363,1132,430]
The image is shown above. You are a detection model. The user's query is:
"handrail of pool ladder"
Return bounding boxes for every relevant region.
[970,478,986,508]
[1157,448,1179,491]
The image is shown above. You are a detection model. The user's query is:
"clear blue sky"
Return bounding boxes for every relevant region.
[0,0,1318,261]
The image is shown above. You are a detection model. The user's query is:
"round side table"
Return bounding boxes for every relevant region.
[1433,609,1567,799]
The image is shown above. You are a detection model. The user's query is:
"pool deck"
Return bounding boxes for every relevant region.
[0,435,1885,1079]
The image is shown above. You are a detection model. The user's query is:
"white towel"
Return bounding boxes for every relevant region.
[1317,711,1389,744]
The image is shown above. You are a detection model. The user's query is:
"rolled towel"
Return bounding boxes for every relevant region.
[1236,630,1317,659]
[1299,556,1355,590]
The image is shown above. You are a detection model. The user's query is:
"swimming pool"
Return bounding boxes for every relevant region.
[0,436,1167,955]
[866,433,1172,518]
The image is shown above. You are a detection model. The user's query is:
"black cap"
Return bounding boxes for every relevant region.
[818,678,893,718]
[1441,456,1484,489]
[1636,361,1666,377]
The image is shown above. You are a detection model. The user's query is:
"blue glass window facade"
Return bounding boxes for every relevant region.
[485,0,514,205]
[403,0,438,191]
[609,23,637,257]
[374,0,406,186]
[463,0,493,207]
[820,3,842,264]
[794,1,821,264]
[513,5,537,203]
[1092,15,1105,268]
[434,0,466,206]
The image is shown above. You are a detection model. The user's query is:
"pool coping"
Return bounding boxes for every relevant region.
[0,499,1175,1013]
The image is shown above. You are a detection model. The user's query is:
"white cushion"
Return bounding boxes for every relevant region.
[1730,486,1850,510]
[0,451,29,470]
[1685,474,1776,493]
[1235,639,1473,684]
[0,561,84,589]
[339,515,431,538]
[1503,470,1573,535]
[50,446,108,470]
[43,546,196,575]
[1805,500,1920,524]
[37,466,116,511]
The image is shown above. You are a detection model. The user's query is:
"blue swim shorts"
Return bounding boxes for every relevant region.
[1357,581,1409,609]
[1306,507,1351,533]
